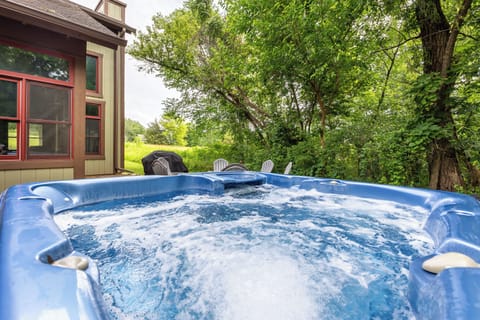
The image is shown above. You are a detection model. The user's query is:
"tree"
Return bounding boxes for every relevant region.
[413,0,477,190]
[130,0,375,148]
[128,0,269,143]
[225,0,375,147]
[144,118,165,144]
[159,114,188,146]
[144,114,188,146]
[129,0,480,191]
[125,118,145,142]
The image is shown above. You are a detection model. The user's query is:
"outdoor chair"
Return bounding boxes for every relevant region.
[260,160,274,173]
[284,162,293,174]
[213,158,229,171]
[221,163,248,171]
[152,157,172,175]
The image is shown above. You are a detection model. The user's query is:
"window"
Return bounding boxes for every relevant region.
[27,83,71,157]
[0,42,73,160]
[0,43,70,81]
[86,53,102,95]
[85,102,103,156]
[0,78,19,157]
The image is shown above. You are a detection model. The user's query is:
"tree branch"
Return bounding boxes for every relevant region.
[373,34,422,53]
[459,31,479,41]
[441,0,473,77]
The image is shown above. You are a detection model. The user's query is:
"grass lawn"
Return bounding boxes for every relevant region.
[124,142,220,175]
[124,142,191,174]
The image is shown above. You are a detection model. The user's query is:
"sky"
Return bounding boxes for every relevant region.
[73,0,185,126]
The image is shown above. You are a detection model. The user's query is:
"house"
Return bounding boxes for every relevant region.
[0,0,135,190]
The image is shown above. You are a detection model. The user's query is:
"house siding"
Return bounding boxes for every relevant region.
[85,43,115,176]
[0,168,74,190]
[0,1,131,192]
[0,17,86,191]
[107,2,123,21]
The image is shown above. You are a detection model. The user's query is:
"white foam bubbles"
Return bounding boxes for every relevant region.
[54,185,434,319]
[218,248,318,320]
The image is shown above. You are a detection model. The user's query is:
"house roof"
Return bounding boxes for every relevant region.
[0,0,135,48]
[78,3,135,35]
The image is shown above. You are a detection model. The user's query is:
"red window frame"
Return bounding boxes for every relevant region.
[86,52,103,97]
[0,40,74,161]
[26,81,73,159]
[0,77,21,159]
[85,101,105,158]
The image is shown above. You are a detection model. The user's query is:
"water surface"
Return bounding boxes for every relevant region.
[55,185,433,320]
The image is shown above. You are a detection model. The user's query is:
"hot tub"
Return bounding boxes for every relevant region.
[1,172,479,319]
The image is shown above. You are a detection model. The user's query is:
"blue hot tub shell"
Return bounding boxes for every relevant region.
[1,172,480,319]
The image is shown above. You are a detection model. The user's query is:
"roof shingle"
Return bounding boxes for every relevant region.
[1,0,132,47]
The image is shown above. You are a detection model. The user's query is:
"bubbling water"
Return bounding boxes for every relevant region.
[55,185,433,320]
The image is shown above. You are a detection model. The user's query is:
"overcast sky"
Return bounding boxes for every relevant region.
[73,0,185,126]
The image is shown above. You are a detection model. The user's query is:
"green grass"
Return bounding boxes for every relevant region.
[124,142,224,174]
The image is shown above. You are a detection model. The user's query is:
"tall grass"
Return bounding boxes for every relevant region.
[124,142,228,174]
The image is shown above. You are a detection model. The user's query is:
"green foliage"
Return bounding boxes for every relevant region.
[144,118,165,145]
[127,0,480,191]
[125,118,145,142]
[159,115,188,146]
[411,73,443,110]
[405,118,444,153]
[144,114,188,146]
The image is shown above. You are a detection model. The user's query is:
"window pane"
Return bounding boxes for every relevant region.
[28,123,43,147]
[28,123,70,156]
[86,118,100,154]
[0,120,17,156]
[0,79,17,117]
[86,103,100,117]
[29,83,70,121]
[0,44,69,81]
[86,55,97,91]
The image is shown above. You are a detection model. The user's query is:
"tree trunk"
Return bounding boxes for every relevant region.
[415,0,473,191]
[310,80,326,148]
[428,138,464,191]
